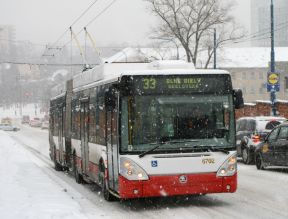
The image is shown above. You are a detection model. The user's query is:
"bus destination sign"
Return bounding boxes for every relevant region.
[129,75,231,95]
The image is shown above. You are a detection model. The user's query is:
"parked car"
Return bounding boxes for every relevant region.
[0,123,19,131]
[29,117,42,127]
[41,120,49,129]
[255,122,288,170]
[236,116,286,164]
[21,115,30,124]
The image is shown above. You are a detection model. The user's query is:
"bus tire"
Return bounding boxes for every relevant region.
[99,164,114,201]
[54,147,62,171]
[73,155,84,184]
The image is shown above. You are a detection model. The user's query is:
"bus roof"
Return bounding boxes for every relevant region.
[51,61,230,98]
[72,61,229,92]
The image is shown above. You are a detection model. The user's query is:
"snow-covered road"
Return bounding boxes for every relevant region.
[2,124,288,219]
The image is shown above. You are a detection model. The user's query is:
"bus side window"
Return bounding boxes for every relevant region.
[97,86,106,146]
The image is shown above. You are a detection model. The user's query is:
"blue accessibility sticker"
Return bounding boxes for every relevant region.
[151,160,158,167]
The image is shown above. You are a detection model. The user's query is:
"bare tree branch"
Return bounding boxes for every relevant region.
[145,0,244,67]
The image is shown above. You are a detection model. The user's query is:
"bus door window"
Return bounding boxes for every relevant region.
[105,88,119,192]
[80,101,90,174]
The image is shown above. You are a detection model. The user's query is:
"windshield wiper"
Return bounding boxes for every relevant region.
[138,142,165,158]
[204,146,230,154]
[167,139,199,144]
[139,139,200,158]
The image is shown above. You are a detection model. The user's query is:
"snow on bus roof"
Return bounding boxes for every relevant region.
[72,61,230,91]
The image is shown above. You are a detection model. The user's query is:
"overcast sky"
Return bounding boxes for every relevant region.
[0,0,251,46]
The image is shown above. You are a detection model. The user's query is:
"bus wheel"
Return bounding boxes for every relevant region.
[100,164,114,201]
[73,155,84,184]
[54,147,62,171]
[256,155,265,170]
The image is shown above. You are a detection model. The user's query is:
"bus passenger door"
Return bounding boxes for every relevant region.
[80,101,90,175]
[106,91,119,192]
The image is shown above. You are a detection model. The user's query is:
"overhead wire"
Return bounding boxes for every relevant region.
[0,61,98,66]
[241,20,288,40]
[43,0,101,56]
[221,21,288,46]
[52,0,117,58]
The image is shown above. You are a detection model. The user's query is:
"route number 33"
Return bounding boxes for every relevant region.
[143,78,156,89]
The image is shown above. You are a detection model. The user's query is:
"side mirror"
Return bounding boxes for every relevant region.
[233,89,244,109]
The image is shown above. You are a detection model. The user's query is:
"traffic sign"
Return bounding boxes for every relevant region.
[267,72,280,92]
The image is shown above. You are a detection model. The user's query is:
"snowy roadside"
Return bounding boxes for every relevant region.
[0,131,109,219]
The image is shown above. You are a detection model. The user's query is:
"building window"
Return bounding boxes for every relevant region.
[250,72,255,79]
[242,72,247,80]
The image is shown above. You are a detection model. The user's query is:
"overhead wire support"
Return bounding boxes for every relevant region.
[70,27,88,68]
[84,27,102,59]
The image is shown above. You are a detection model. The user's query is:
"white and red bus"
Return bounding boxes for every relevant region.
[49,60,244,201]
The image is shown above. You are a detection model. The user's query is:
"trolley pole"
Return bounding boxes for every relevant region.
[213,28,217,69]
[270,0,277,116]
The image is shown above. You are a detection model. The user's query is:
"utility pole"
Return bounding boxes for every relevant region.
[213,28,217,69]
[270,0,277,116]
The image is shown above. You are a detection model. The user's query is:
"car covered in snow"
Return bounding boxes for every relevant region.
[29,117,42,127]
[21,115,30,124]
[0,123,19,131]
[41,120,49,129]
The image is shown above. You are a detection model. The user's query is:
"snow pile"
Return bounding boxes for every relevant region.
[0,131,108,219]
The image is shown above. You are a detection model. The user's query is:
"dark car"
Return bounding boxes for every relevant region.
[255,122,288,170]
[236,116,286,164]
[21,115,30,124]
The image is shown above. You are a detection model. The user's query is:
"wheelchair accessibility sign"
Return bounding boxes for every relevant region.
[151,160,158,167]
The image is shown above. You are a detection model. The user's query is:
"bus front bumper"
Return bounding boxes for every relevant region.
[118,173,237,199]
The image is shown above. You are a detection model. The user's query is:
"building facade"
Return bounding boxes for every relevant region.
[251,0,288,47]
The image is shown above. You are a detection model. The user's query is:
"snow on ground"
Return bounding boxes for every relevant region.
[0,131,109,219]
[2,121,288,219]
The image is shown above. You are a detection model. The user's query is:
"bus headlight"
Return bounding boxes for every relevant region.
[217,153,237,177]
[120,157,149,181]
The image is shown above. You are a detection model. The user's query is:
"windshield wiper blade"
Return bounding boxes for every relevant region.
[205,146,230,154]
[139,143,164,158]
[168,139,199,144]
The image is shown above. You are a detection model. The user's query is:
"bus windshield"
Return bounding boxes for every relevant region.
[120,94,235,154]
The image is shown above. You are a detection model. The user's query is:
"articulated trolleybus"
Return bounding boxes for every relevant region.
[49,60,244,201]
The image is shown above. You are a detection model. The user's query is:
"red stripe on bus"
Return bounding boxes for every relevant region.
[118,173,237,199]
[88,162,99,175]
